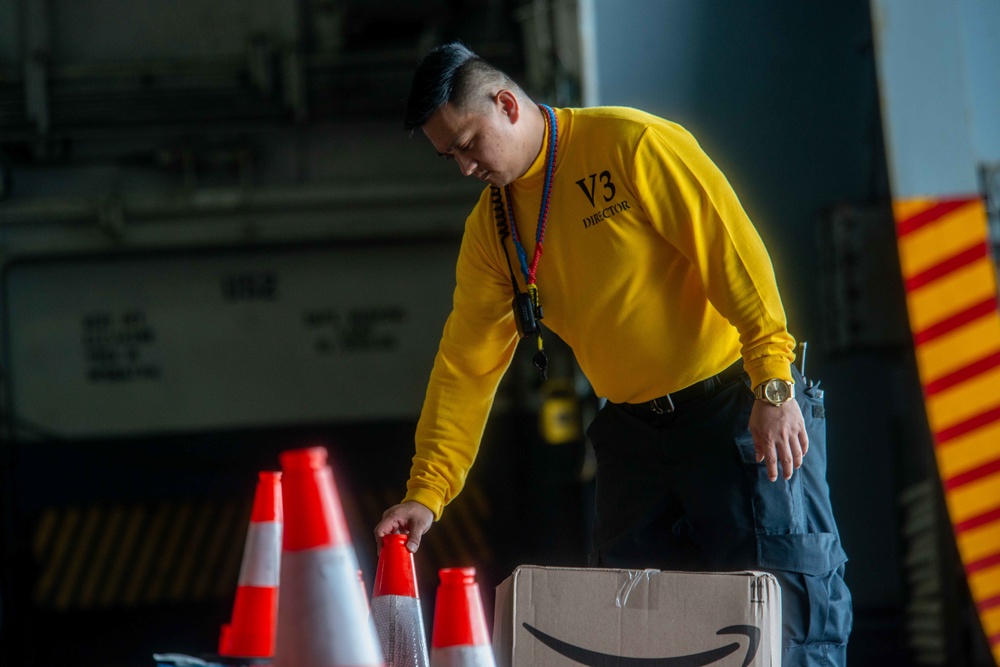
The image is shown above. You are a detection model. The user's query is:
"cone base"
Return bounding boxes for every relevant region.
[275,545,383,667]
[205,655,274,666]
[372,595,430,667]
[431,645,496,667]
[220,586,278,658]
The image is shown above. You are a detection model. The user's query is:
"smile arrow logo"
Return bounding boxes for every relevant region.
[522,623,761,667]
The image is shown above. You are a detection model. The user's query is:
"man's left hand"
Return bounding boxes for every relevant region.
[748,398,808,482]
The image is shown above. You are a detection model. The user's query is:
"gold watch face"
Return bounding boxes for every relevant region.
[764,379,791,404]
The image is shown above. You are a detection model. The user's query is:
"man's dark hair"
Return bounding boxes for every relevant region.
[404,42,517,134]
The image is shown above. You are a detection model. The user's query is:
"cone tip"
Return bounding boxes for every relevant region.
[374,534,420,598]
[279,446,329,472]
[432,566,490,649]
[382,533,408,549]
[439,567,477,585]
[250,469,283,523]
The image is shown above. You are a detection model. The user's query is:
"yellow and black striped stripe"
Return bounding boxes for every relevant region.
[32,497,251,610]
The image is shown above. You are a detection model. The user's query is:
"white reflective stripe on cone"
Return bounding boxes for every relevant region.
[430,646,496,667]
[275,544,383,667]
[237,521,282,587]
[371,595,430,667]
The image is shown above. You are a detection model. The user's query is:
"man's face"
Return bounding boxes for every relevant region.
[422,98,522,187]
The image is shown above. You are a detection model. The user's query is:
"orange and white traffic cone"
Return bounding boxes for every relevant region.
[274,446,383,667]
[430,568,495,667]
[372,534,430,667]
[219,471,283,658]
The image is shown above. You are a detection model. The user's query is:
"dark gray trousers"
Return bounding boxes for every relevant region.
[586,365,852,666]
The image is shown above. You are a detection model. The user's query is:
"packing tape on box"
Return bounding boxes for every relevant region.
[614,569,659,609]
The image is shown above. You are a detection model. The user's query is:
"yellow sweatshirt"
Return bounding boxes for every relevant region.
[405,106,796,518]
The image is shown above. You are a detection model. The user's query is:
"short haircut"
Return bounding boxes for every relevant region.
[404,42,518,134]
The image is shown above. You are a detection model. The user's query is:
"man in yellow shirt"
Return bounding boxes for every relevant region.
[375,43,851,665]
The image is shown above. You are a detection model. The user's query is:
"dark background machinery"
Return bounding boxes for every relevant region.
[1,1,998,665]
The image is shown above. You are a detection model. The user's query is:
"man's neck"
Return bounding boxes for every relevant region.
[529,103,547,169]
[513,102,548,183]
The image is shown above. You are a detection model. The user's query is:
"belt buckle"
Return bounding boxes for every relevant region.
[650,394,675,414]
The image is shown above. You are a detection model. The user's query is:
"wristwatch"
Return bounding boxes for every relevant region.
[753,378,795,406]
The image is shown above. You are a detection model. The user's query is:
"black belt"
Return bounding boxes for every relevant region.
[623,358,746,414]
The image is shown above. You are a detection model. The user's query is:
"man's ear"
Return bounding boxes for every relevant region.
[496,89,520,123]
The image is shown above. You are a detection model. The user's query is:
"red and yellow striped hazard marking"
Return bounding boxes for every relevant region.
[896,196,1000,663]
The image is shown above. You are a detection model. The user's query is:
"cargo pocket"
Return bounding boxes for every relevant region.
[758,532,852,647]
[798,373,828,468]
[735,435,806,533]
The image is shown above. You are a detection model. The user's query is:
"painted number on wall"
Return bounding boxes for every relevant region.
[303,306,407,354]
[221,271,278,301]
[81,310,161,383]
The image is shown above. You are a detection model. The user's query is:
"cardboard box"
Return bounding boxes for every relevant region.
[493,566,781,666]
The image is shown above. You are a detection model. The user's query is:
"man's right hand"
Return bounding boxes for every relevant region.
[374,501,434,553]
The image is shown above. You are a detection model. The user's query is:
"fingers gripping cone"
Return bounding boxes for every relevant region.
[219,471,283,658]
[430,568,496,667]
[274,446,384,667]
[372,534,430,667]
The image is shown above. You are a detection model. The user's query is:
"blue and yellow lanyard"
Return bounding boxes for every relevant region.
[504,103,558,378]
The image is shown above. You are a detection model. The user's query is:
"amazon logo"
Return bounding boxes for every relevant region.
[522,623,761,667]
